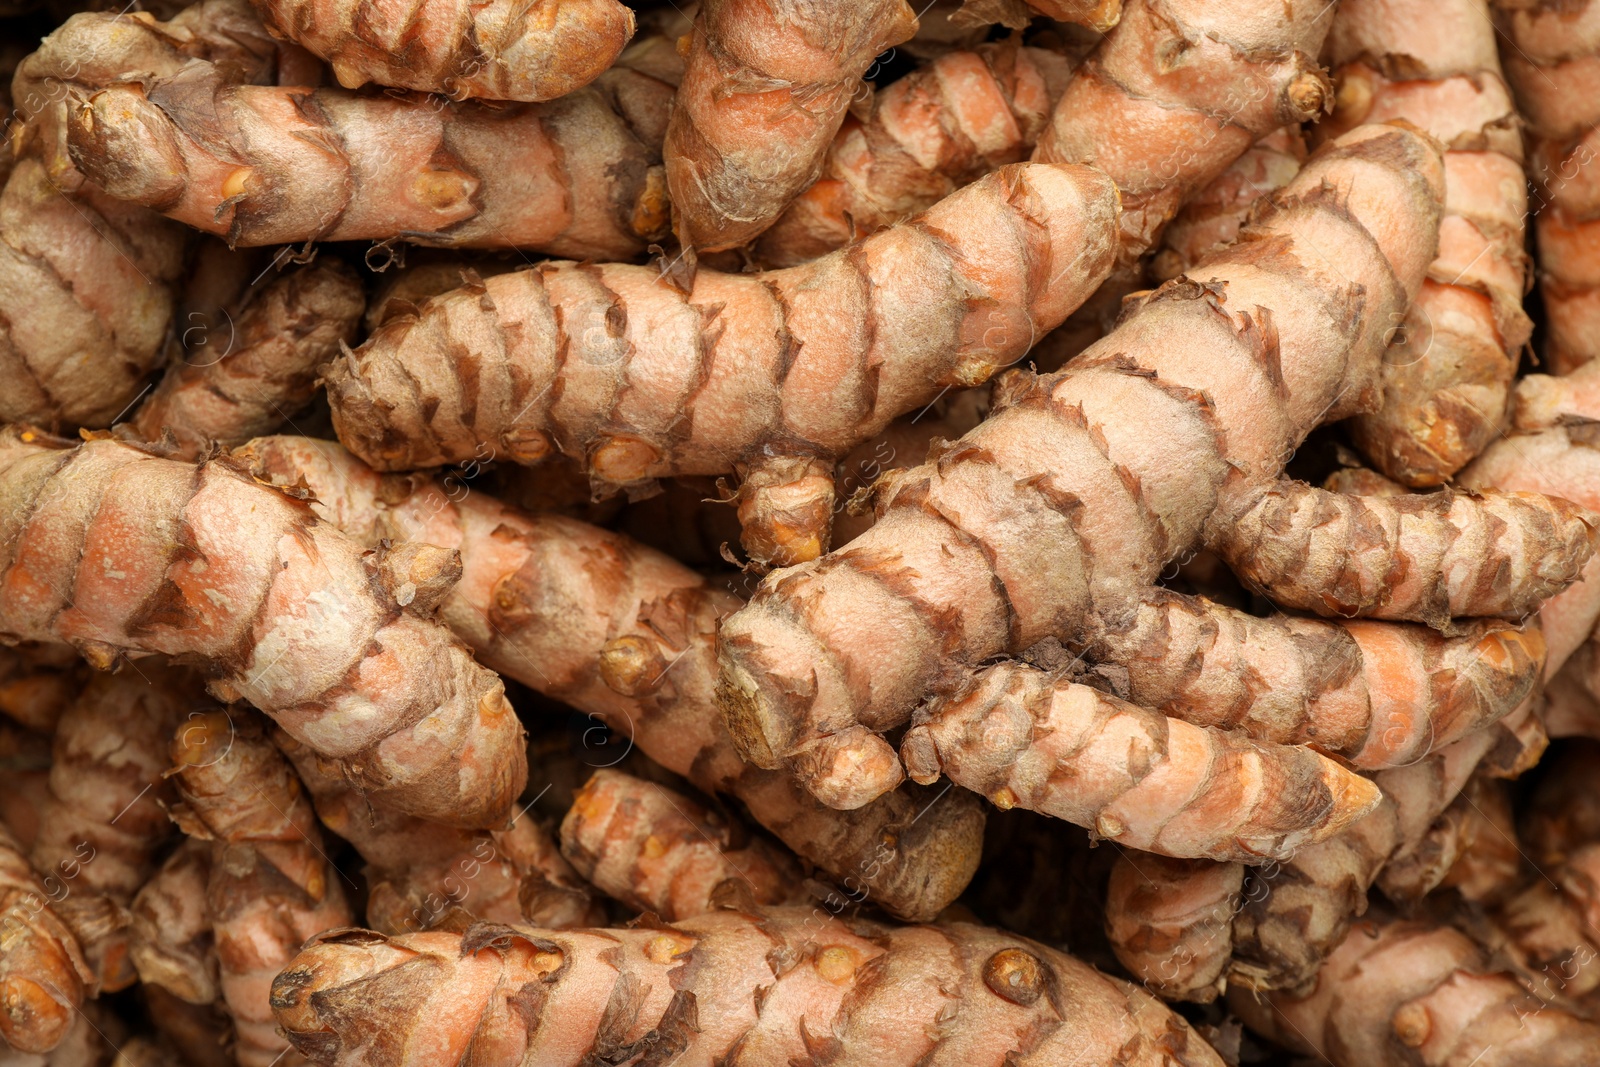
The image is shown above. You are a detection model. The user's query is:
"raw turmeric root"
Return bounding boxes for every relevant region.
[128,260,364,459]
[716,124,1446,809]
[1234,913,1600,1066]
[753,39,1079,267]
[0,824,92,1054]
[1327,0,1530,486]
[273,730,601,935]
[559,768,803,920]
[323,159,1119,566]
[1482,842,1600,1010]
[1032,0,1334,261]
[167,710,353,1067]
[270,909,1228,1067]
[238,436,985,923]
[900,662,1382,862]
[0,646,79,735]
[1210,482,1595,628]
[1105,853,1242,1003]
[1092,589,1545,770]
[1493,0,1600,374]
[30,666,198,992]
[21,2,675,255]
[664,0,919,252]
[1460,424,1600,674]
[0,159,187,431]
[1147,128,1306,283]
[0,428,527,828]
[128,839,219,1007]
[250,0,634,100]
[1376,774,1521,904]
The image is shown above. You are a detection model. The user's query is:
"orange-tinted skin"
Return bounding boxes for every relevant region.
[0,824,92,1054]
[664,0,919,251]
[239,436,986,923]
[1327,0,1530,485]
[560,768,803,920]
[0,429,527,829]
[717,125,1445,810]
[271,909,1227,1067]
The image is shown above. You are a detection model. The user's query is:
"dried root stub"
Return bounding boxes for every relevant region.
[901,662,1382,862]
[275,730,601,936]
[1092,589,1546,770]
[754,39,1079,267]
[1033,0,1334,261]
[559,768,804,921]
[167,710,354,1067]
[129,260,365,459]
[0,429,527,828]
[22,2,675,255]
[1329,0,1530,486]
[665,0,919,252]
[1211,481,1596,629]
[716,124,1446,810]
[251,0,635,100]
[271,909,1228,1067]
[1234,914,1600,1067]
[1494,0,1600,374]
[239,436,985,923]
[0,824,93,1054]
[324,160,1119,567]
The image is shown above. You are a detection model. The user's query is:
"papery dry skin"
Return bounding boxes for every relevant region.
[250,0,634,100]
[274,730,601,936]
[1326,0,1530,486]
[1092,588,1545,769]
[754,39,1078,267]
[560,768,803,920]
[1481,848,1600,1007]
[1212,482,1596,628]
[0,429,527,828]
[1460,424,1600,676]
[167,712,353,1067]
[129,839,219,1006]
[270,909,1227,1067]
[238,435,985,923]
[1377,774,1521,904]
[4,1001,122,1067]
[0,824,92,1054]
[362,257,515,334]
[323,160,1120,567]
[664,0,919,252]
[1514,360,1600,431]
[1493,0,1600,375]
[1149,128,1307,283]
[129,261,364,459]
[716,124,1446,810]
[0,646,79,735]
[902,663,1381,861]
[1105,852,1243,1003]
[1033,0,1334,262]
[29,665,200,992]
[20,2,674,256]
[1234,914,1600,1066]
[1227,719,1503,996]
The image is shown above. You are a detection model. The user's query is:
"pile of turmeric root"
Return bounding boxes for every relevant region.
[7,0,1600,1062]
